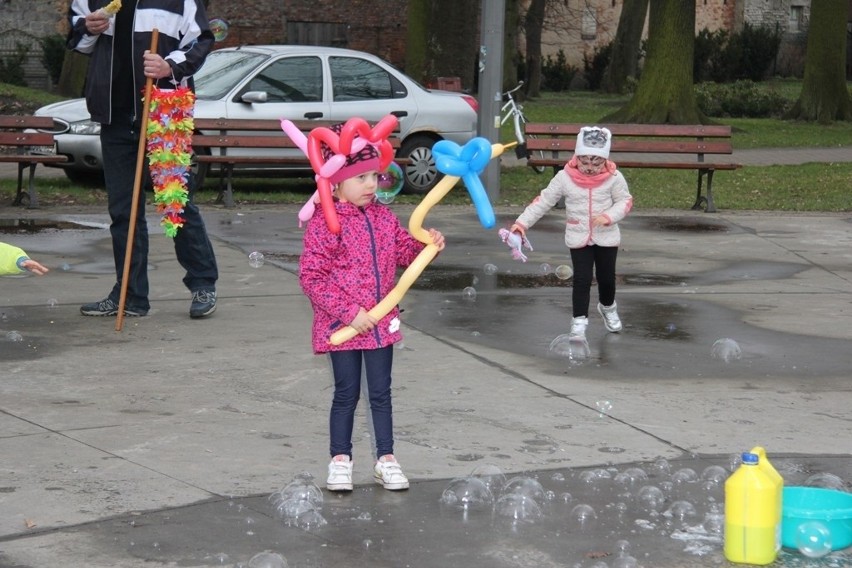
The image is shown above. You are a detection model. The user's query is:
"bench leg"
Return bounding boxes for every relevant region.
[214,165,236,208]
[12,163,38,207]
[692,169,717,213]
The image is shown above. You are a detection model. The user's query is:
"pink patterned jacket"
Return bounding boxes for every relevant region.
[299,200,425,354]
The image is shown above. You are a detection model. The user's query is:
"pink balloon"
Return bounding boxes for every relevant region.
[280,119,308,155]
[298,190,319,227]
[319,154,346,178]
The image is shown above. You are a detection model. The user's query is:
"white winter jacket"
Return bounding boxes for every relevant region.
[515,166,633,249]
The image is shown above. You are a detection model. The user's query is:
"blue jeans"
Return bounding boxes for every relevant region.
[328,346,394,460]
[100,114,218,310]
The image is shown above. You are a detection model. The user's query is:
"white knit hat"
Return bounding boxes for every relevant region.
[575,126,612,159]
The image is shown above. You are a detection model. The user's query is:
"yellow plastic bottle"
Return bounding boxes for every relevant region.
[724,452,779,565]
[750,446,784,552]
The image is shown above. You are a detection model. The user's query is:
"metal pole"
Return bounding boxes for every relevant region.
[478,0,505,201]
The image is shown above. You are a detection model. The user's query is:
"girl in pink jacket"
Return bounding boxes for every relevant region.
[511,126,633,341]
[299,130,444,493]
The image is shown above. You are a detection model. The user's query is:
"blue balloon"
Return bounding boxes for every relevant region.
[432,138,495,228]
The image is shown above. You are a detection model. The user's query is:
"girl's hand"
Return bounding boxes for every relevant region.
[592,215,610,227]
[85,12,110,35]
[510,223,525,236]
[350,307,378,335]
[427,228,446,251]
[21,259,49,276]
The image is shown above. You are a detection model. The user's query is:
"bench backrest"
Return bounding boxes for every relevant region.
[192,118,401,152]
[525,123,733,156]
[0,115,60,149]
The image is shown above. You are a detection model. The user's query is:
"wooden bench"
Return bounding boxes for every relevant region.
[192,118,403,208]
[0,115,68,208]
[524,123,740,212]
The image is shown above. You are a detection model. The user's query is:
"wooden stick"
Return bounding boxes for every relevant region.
[116,28,159,332]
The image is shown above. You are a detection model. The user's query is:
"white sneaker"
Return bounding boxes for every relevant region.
[569,316,588,339]
[327,455,353,491]
[597,302,623,332]
[374,456,409,490]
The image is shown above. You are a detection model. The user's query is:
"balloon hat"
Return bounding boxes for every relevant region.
[281,115,398,234]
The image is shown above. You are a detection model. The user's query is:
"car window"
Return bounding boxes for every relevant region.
[329,56,406,101]
[243,57,323,103]
[195,51,267,100]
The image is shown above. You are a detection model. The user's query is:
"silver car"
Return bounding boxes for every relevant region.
[33,45,479,193]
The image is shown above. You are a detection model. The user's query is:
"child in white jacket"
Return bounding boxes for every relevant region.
[510,126,633,340]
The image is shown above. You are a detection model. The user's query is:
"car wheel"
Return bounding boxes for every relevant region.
[64,169,105,187]
[398,134,440,195]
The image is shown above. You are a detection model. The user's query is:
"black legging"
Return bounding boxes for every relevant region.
[569,245,618,318]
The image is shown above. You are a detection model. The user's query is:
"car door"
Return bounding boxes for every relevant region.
[223,55,331,160]
[325,55,418,136]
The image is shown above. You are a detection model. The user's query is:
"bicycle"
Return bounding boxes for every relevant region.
[501,81,546,174]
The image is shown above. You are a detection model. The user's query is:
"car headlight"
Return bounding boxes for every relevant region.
[68,121,101,135]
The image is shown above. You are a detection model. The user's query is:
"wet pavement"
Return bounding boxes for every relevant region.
[1,203,851,567]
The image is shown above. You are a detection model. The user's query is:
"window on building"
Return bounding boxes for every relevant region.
[287,22,348,47]
[581,7,597,40]
[789,5,804,32]
[329,56,406,101]
[243,57,323,103]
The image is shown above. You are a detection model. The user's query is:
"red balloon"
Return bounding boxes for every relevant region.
[315,177,340,234]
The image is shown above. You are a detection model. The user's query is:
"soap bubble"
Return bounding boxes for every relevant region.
[47,298,58,308]
[439,477,493,511]
[569,503,597,530]
[795,521,832,558]
[461,286,477,301]
[60,263,72,271]
[671,467,698,484]
[482,263,498,275]
[650,457,672,477]
[548,334,590,362]
[247,551,289,568]
[376,162,404,204]
[615,467,649,489]
[664,500,697,521]
[636,485,666,512]
[711,337,741,362]
[495,493,542,523]
[611,555,638,568]
[595,400,613,416]
[703,503,724,535]
[503,476,546,502]
[6,331,23,342]
[539,263,552,275]
[248,251,265,268]
[700,465,728,484]
[470,464,507,494]
[804,472,848,491]
[269,476,324,526]
[554,264,573,280]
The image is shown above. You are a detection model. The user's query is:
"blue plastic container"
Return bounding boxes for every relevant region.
[782,486,852,551]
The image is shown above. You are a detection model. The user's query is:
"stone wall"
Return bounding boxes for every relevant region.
[0,0,67,90]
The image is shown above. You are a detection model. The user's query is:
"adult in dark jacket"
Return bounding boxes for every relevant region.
[67,0,218,318]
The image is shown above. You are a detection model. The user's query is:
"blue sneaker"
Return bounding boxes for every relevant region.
[80,297,147,317]
[189,290,216,319]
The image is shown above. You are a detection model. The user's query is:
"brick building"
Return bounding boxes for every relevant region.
[1,0,849,91]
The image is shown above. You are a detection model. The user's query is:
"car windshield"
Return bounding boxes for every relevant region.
[195,51,268,100]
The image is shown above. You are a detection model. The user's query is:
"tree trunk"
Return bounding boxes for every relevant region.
[57,50,89,98]
[602,0,703,124]
[427,1,479,91]
[523,0,546,97]
[504,0,520,94]
[600,0,649,94]
[404,0,430,85]
[786,0,852,123]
